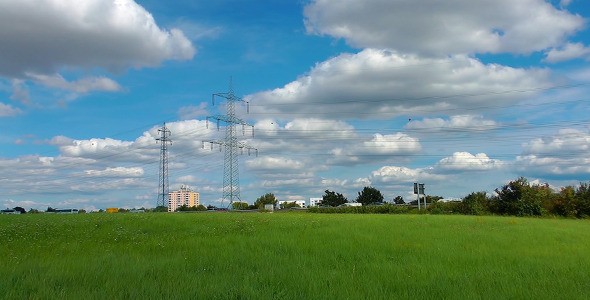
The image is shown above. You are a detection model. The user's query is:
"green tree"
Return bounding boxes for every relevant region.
[255,193,278,209]
[232,202,249,210]
[425,195,443,203]
[393,196,405,205]
[576,182,590,217]
[459,192,489,215]
[280,201,301,209]
[322,190,348,207]
[356,186,384,206]
[493,177,543,216]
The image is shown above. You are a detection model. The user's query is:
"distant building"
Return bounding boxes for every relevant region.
[309,197,323,207]
[168,185,200,212]
[1,209,19,214]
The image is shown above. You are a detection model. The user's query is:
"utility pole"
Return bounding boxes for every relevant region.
[204,78,257,208]
[156,123,172,208]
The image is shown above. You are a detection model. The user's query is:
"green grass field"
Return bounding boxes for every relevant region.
[1,212,589,299]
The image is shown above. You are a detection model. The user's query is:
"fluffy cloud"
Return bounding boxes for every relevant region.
[0,0,195,78]
[544,42,590,63]
[0,102,23,117]
[250,119,357,154]
[328,133,421,166]
[246,156,305,171]
[517,128,590,178]
[522,128,590,156]
[369,166,446,184]
[10,80,31,106]
[435,152,505,172]
[25,73,122,93]
[49,120,216,164]
[304,0,584,56]
[81,167,144,178]
[405,115,499,132]
[248,49,550,119]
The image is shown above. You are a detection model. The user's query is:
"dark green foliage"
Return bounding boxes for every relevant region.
[393,196,405,204]
[279,201,301,209]
[551,183,590,218]
[307,178,590,218]
[356,186,384,206]
[577,183,590,217]
[425,195,443,203]
[493,177,544,216]
[177,205,206,212]
[254,193,278,209]
[459,192,489,215]
[152,206,168,212]
[232,202,249,210]
[309,203,409,214]
[321,190,348,207]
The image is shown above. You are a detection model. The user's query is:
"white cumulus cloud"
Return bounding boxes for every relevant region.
[518,128,590,178]
[543,42,590,63]
[370,166,446,184]
[304,0,584,56]
[25,73,122,93]
[0,102,23,117]
[405,115,499,132]
[435,152,505,172]
[248,49,551,119]
[0,0,196,77]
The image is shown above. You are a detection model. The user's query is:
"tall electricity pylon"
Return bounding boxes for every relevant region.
[156,123,172,208]
[204,79,257,207]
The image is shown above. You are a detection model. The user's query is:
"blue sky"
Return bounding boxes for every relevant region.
[1,0,590,210]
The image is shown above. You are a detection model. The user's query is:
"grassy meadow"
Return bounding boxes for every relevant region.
[1,212,590,299]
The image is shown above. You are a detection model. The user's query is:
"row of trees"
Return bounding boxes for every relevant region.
[430,177,590,218]
[315,177,590,218]
[321,187,385,207]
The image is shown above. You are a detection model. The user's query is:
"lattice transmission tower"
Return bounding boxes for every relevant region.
[204,79,257,207]
[156,123,172,208]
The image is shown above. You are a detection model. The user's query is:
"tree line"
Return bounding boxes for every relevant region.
[310,177,590,218]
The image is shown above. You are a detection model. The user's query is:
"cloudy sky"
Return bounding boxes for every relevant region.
[1,0,590,210]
